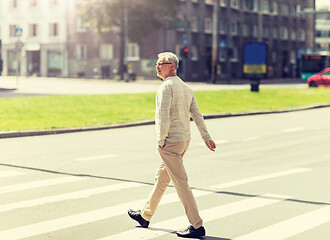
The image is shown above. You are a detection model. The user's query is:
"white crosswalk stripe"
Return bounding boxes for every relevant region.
[0,167,328,240]
[211,168,312,189]
[0,170,24,178]
[99,194,291,240]
[0,182,140,213]
[0,176,86,194]
[235,205,330,240]
[0,188,210,240]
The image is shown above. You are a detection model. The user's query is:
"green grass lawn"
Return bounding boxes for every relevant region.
[0,88,329,132]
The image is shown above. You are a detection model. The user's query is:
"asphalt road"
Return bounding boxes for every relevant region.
[0,107,330,239]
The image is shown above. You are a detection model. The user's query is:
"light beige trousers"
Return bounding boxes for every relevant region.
[141,140,203,229]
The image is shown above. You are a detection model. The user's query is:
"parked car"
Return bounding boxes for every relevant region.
[307,67,330,87]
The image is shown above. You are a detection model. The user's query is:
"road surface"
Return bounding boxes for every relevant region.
[0,107,329,239]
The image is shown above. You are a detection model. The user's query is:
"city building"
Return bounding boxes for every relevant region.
[0,0,316,81]
[315,7,330,52]
[0,0,68,77]
[160,0,316,81]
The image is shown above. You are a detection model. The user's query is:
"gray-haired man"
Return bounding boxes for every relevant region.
[128,52,216,238]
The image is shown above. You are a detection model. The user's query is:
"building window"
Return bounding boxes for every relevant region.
[262,25,269,37]
[9,24,18,37]
[262,0,269,13]
[126,43,140,61]
[281,27,288,40]
[29,23,38,37]
[76,17,87,32]
[230,47,238,61]
[49,23,59,36]
[243,0,249,10]
[272,1,278,14]
[272,51,277,62]
[49,0,58,5]
[219,48,226,61]
[231,22,238,35]
[76,45,87,60]
[290,51,296,64]
[231,0,239,8]
[220,0,227,7]
[190,16,198,32]
[281,4,289,16]
[252,24,258,37]
[296,5,301,15]
[10,0,18,8]
[242,23,249,36]
[299,29,305,41]
[291,29,296,40]
[191,46,198,61]
[204,18,212,33]
[291,5,297,16]
[29,0,38,7]
[273,27,278,38]
[220,21,227,34]
[253,0,259,11]
[100,44,113,60]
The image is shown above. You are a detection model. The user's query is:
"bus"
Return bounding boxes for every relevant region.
[298,52,330,82]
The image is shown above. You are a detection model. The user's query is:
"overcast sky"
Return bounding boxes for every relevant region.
[316,0,330,9]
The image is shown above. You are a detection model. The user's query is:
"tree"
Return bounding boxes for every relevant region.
[79,0,180,79]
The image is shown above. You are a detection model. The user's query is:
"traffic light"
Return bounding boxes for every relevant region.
[180,47,189,59]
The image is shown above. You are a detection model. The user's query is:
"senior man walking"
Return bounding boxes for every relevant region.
[128,52,216,238]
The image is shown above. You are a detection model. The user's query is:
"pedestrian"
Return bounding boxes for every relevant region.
[128,52,216,238]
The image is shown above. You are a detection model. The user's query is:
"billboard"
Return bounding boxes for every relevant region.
[243,42,268,79]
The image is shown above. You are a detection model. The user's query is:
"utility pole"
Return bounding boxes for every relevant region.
[124,0,128,81]
[211,0,219,84]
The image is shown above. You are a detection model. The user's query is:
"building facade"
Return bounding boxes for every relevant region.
[0,0,68,77]
[0,0,316,81]
[315,7,330,52]
[163,0,315,81]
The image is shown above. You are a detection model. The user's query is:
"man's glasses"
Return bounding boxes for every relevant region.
[156,62,172,66]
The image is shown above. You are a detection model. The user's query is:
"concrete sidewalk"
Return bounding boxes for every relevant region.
[0,76,306,97]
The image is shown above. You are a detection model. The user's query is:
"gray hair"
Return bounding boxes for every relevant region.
[158,52,179,70]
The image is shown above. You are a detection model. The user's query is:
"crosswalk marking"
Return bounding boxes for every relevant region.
[0,188,209,240]
[282,127,304,133]
[235,205,330,240]
[74,154,118,161]
[0,170,24,179]
[211,168,312,189]
[0,176,85,194]
[0,167,317,239]
[0,182,140,214]
[99,194,291,240]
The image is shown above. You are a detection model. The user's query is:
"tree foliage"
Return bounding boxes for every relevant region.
[80,0,179,43]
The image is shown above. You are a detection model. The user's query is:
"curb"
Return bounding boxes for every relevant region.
[1,104,330,139]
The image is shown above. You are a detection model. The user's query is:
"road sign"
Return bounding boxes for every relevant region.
[182,36,188,46]
[15,27,23,37]
[170,22,188,29]
[219,40,226,48]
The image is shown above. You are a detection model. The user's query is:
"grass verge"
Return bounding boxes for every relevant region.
[0,88,329,132]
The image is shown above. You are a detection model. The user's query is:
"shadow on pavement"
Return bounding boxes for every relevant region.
[145,226,231,240]
[1,162,329,207]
